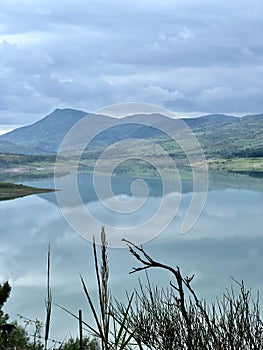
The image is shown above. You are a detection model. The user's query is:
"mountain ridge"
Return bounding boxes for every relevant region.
[0,108,262,155]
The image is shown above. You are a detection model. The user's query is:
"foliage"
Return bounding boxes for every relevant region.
[113,240,263,350]
[0,323,32,350]
[0,282,11,324]
[230,147,263,158]
[0,182,54,201]
[0,153,56,165]
[0,282,36,350]
[59,336,100,350]
[18,315,44,350]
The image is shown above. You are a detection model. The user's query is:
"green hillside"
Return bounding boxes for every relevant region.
[0,109,262,178]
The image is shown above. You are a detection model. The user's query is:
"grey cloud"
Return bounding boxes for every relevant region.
[195,86,263,113]
[0,0,263,125]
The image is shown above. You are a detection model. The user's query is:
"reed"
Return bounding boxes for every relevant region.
[79,227,138,350]
[44,243,52,350]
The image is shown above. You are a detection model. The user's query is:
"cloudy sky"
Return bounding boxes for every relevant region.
[0,0,263,128]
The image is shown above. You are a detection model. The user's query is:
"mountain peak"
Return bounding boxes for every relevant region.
[0,108,262,155]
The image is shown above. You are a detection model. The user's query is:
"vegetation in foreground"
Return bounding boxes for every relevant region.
[0,182,55,201]
[1,228,262,349]
[0,282,99,350]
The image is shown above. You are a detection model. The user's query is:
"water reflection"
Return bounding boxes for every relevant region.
[0,174,262,340]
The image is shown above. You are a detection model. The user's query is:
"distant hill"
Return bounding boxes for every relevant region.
[0,108,262,157]
[0,109,178,153]
[190,113,263,157]
[0,140,47,155]
[0,109,88,153]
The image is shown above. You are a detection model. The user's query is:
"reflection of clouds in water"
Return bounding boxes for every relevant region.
[1,199,60,268]
[0,188,262,340]
[172,190,263,240]
[85,194,162,225]
[60,191,181,247]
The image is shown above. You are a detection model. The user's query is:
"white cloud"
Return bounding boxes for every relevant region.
[142,85,185,102]
[178,26,194,41]
[33,8,51,16]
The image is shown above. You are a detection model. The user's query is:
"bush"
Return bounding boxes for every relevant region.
[112,240,263,350]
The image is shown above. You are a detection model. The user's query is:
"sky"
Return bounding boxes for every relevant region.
[0,0,263,129]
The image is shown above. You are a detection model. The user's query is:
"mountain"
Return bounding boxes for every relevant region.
[0,109,88,153]
[0,109,183,153]
[0,109,262,157]
[185,114,237,129]
[0,140,47,155]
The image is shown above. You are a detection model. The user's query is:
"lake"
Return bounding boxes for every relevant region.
[0,172,263,341]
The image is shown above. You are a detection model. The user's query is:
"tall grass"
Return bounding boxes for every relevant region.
[44,244,52,350]
[79,227,137,350]
[57,227,138,349]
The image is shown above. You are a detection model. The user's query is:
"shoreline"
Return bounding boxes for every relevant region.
[0,182,56,201]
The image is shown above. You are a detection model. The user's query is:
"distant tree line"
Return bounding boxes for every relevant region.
[0,153,56,166]
[230,147,263,158]
[212,146,263,159]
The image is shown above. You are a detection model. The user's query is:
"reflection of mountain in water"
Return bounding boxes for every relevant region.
[21,170,263,208]
[23,172,198,206]
[22,173,171,207]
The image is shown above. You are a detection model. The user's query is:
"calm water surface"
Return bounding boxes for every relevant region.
[0,173,263,340]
